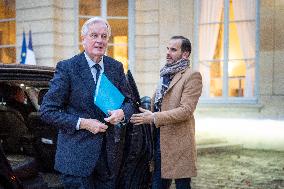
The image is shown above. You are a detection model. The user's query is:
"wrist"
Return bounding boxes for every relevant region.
[151,113,156,124]
[80,118,87,130]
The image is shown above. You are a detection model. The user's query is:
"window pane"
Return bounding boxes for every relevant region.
[107,19,128,44]
[232,22,256,59]
[199,23,223,62]
[230,0,256,59]
[79,0,101,15]
[228,60,245,78]
[210,61,223,97]
[229,22,244,60]
[0,21,16,45]
[0,47,16,64]
[228,60,246,97]
[107,0,128,17]
[231,0,256,21]
[229,76,244,97]
[199,60,223,97]
[0,0,15,19]
[199,0,223,24]
[107,44,128,72]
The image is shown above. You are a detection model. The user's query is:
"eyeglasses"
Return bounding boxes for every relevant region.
[89,33,108,40]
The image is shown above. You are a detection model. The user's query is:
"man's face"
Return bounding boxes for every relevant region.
[82,22,109,62]
[166,39,185,64]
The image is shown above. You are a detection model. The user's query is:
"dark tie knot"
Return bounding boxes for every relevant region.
[94,64,101,71]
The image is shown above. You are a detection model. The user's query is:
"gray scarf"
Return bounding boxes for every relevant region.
[154,58,189,112]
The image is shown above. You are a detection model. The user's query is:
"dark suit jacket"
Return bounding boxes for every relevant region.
[40,52,135,176]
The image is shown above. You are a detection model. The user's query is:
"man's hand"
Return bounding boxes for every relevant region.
[80,118,108,134]
[130,107,154,125]
[104,109,125,125]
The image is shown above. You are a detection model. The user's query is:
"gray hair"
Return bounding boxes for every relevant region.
[81,17,111,37]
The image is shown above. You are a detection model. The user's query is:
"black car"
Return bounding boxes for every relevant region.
[0,64,57,188]
[0,63,153,189]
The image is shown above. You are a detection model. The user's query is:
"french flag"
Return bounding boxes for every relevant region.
[24,30,36,65]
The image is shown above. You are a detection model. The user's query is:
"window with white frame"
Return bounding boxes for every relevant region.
[0,0,16,64]
[78,0,134,72]
[195,0,258,102]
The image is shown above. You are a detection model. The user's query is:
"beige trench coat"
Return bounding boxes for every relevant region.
[151,67,202,178]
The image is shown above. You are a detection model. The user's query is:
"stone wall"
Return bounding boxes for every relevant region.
[16,0,77,67]
[258,0,284,119]
[135,0,160,97]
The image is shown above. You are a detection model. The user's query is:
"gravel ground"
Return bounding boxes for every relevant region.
[188,148,284,189]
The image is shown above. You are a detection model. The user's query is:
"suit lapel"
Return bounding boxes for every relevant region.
[103,57,111,77]
[166,69,184,92]
[102,56,118,87]
[77,53,96,94]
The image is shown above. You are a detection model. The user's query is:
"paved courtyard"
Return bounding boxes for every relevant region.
[182,148,284,189]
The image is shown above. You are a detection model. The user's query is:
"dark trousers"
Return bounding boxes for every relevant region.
[60,139,114,189]
[151,129,191,189]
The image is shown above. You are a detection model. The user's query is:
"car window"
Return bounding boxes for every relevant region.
[25,87,40,110]
[0,82,44,111]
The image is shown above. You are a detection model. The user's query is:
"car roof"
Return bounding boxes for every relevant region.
[0,64,55,87]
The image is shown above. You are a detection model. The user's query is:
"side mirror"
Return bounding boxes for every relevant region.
[38,89,48,105]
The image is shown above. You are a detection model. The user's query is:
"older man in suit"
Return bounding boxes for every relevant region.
[131,36,203,189]
[40,17,135,189]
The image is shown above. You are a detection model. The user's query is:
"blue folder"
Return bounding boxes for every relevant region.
[94,73,125,115]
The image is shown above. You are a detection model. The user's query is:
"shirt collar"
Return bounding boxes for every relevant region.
[84,52,104,72]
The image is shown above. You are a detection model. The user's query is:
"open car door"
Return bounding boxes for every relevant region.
[115,70,154,189]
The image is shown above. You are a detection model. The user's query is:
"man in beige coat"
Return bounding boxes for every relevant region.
[131,36,202,189]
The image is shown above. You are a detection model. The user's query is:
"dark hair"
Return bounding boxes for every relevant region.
[170,36,191,55]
